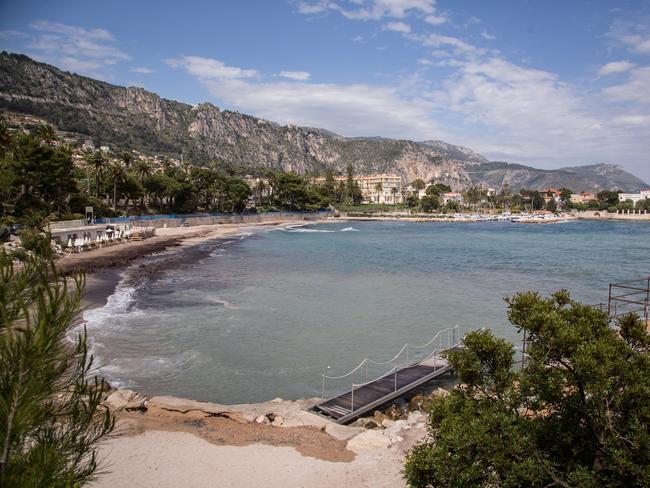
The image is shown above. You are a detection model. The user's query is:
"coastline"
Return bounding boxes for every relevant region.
[75,216,425,486]
[93,389,433,488]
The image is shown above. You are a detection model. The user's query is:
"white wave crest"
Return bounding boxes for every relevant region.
[341,227,359,232]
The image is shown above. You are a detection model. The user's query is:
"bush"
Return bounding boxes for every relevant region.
[18,228,51,256]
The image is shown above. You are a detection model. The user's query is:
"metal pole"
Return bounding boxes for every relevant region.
[607,283,612,317]
[351,385,355,412]
[406,344,409,364]
[521,330,527,371]
[394,370,397,392]
[365,363,368,383]
[321,375,325,399]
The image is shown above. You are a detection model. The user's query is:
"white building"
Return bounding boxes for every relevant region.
[442,192,464,205]
[619,190,650,205]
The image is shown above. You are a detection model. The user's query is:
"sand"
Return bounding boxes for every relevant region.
[93,430,405,488]
[58,219,319,276]
[87,391,431,487]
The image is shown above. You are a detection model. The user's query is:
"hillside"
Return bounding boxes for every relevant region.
[0,52,646,191]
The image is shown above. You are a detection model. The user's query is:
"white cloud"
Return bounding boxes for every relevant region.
[383,21,411,33]
[130,66,155,74]
[0,30,28,40]
[424,14,447,25]
[165,56,258,80]
[602,67,650,103]
[607,21,650,54]
[297,0,439,21]
[23,20,129,78]
[480,31,496,41]
[419,33,477,54]
[598,60,636,76]
[278,70,311,81]
[168,55,447,140]
[352,35,365,43]
[612,114,650,126]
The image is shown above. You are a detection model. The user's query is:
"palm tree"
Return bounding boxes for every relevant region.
[106,161,126,211]
[36,124,57,145]
[256,179,267,207]
[119,150,135,169]
[82,149,109,198]
[0,118,14,157]
[391,186,398,205]
[133,160,153,211]
[374,181,383,205]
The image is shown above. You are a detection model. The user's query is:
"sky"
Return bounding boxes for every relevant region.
[1,0,649,181]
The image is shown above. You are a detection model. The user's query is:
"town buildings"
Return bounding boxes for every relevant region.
[313,174,403,204]
[570,192,596,204]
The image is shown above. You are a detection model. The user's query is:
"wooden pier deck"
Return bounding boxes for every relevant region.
[314,355,457,424]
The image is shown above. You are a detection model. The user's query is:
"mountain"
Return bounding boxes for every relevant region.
[0,52,646,192]
[463,162,648,192]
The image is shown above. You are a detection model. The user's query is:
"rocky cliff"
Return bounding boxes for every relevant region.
[0,52,646,191]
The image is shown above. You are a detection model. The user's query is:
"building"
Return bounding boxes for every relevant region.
[442,192,464,205]
[619,190,650,205]
[313,174,403,204]
[570,192,596,204]
[540,188,562,205]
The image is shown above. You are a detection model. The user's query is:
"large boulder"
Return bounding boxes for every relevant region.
[325,423,365,441]
[104,389,147,411]
[346,430,392,453]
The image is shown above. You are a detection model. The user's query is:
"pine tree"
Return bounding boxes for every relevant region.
[0,252,114,486]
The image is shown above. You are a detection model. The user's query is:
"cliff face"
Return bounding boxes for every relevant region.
[1,52,647,191]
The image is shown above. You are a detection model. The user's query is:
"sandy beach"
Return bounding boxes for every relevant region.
[91,392,428,488]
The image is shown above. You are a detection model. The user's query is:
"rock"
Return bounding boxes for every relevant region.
[255,415,269,424]
[373,410,387,424]
[408,393,425,412]
[271,415,284,426]
[325,423,365,441]
[280,410,331,429]
[104,389,147,412]
[347,430,392,453]
[381,418,395,429]
[406,411,426,426]
[266,413,275,422]
[432,387,450,398]
[351,417,379,429]
[385,403,407,420]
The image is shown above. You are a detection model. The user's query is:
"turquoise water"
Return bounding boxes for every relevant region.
[84,220,650,404]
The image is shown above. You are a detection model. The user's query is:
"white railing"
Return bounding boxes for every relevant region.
[321,325,472,407]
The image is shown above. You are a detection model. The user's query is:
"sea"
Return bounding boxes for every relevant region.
[83,219,650,404]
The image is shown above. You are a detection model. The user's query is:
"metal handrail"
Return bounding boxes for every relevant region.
[321,325,470,400]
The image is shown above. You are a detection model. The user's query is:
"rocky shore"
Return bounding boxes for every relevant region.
[94,387,448,488]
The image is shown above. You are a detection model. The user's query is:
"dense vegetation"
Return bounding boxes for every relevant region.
[0,119,333,228]
[403,291,650,487]
[0,252,115,486]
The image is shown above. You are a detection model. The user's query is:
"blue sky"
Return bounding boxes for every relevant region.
[1,0,649,181]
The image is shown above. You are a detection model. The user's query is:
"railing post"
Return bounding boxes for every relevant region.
[321,374,325,399]
[394,370,397,392]
[453,326,457,346]
[351,385,355,412]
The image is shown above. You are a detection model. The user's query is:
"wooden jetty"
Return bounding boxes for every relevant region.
[314,326,468,424]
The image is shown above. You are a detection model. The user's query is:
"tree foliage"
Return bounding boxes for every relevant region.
[404,291,650,488]
[0,252,115,486]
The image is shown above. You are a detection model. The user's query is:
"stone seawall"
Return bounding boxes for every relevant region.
[111,211,334,230]
[575,210,650,221]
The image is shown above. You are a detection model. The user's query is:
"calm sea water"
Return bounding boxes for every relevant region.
[84,220,650,404]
